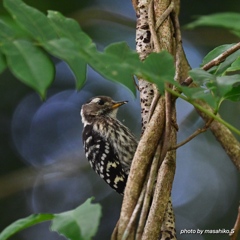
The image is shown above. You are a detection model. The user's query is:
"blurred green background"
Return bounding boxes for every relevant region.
[0,0,240,239]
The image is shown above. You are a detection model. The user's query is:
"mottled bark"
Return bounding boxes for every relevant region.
[112,0,187,239]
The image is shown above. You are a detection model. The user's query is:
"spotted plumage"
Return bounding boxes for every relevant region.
[81,96,138,194]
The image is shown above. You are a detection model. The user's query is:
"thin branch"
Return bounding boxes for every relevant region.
[133,76,140,91]
[117,97,166,239]
[182,42,240,86]
[136,143,162,239]
[148,0,161,52]
[171,6,182,83]
[142,149,176,240]
[155,1,174,31]
[122,187,146,240]
[230,204,240,240]
[118,1,179,239]
[170,118,214,150]
[166,86,240,136]
[171,127,208,150]
[170,39,240,171]
[147,85,160,122]
[147,1,175,122]
[149,0,175,52]
[136,0,154,132]
[147,0,163,122]
[161,88,172,156]
[166,86,240,170]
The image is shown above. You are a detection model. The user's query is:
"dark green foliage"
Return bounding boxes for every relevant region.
[0,0,240,238]
[1,0,239,109]
[186,12,240,37]
[0,198,101,240]
[185,44,240,110]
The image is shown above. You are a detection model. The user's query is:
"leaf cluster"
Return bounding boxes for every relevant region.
[0,0,175,98]
[186,12,240,37]
[1,0,240,113]
[0,198,101,240]
[1,0,240,239]
[182,44,240,111]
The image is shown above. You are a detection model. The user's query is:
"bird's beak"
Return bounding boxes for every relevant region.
[112,101,128,109]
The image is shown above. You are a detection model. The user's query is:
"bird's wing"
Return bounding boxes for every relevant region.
[83,124,128,195]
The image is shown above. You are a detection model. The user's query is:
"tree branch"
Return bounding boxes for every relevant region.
[116,97,166,239]
[195,99,240,171]
[142,149,176,239]
[230,204,240,240]
[182,42,240,86]
[114,1,184,239]
[170,118,214,150]
[171,127,208,150]
[166,86,240,171]
[136,143,162,239]
[179,41,240,171]
[122,187,146,240]
[155,1,174,31]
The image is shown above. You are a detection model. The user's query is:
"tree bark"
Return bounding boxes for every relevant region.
[113,0,240,239]
[112,0,189,239]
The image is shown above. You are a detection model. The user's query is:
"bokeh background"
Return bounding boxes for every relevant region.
[0,0,240,239]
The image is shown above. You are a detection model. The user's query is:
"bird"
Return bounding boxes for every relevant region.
[81,96,138,194]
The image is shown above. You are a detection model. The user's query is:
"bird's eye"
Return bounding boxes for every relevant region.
[97,99,104,105]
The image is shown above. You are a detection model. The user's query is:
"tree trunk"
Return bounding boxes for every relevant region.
[112,0,191,239]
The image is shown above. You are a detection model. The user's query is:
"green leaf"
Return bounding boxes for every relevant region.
[202,44,235,65]
[0,214,54,240]
[181,85,219,109]
[1,39,54,98]
[51,198,101,240]
[226,57,240,73]
[0,19,16,40]
[185,69,220,108]
[4,0,57,42]
[189,68,216,84]
[186,12,240,37]
[46,11,96,89]
[216,74,240,98]
[140,51,175,92]
[92,45,175,95]
[223,85,240,101]
[91,42,139,95]
[186,68,240,107]
[201,44,240,75]
[47,11,92,47]
[216,52,240,76]
[2,0,175,96]
[43,38,87,89]
[0,16,32,39]
[0,198,101,240]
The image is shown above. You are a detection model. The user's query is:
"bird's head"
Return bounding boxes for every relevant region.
[81,96,128,124]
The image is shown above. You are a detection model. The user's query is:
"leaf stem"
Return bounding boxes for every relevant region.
[166,87,240,135]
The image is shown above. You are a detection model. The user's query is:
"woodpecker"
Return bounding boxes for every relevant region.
[81,96,138,194]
